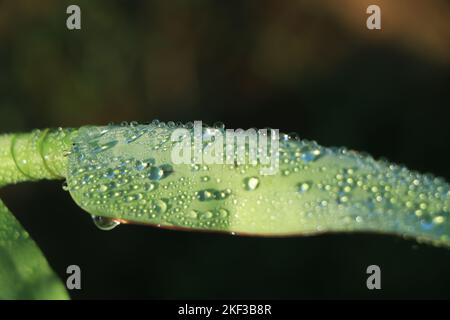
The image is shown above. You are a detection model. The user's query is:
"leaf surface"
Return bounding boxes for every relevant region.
[67,124,449,246]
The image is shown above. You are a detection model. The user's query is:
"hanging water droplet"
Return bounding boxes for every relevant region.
[244,177,260,191]
[92,215,120,231]
[62,181,69,191]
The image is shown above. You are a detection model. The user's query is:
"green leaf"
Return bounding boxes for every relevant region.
[0,199,69,299]
[66,123,449,247]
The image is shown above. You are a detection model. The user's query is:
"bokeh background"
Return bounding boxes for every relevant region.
[0,0,449,298]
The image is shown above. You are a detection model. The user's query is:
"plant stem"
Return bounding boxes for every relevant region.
[0,128,75,187]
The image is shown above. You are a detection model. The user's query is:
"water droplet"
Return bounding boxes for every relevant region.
[92,140,118,153]
[202,211,214,219]
[62,181,69,191]
[104,168,115,179]
[153,199,168,214]
[160,164,174,178]
[198,189,214,201]
[433,216,445,224]
[126,130,145,144]
[143,182,157,192]
[218,208,229,218]
[301,147,321,162]
[297,181,312,193]
[244,177,260,191]
[188,210,199,219]
[135,160,149,171]
[92,216,120,231]
[420,220,434,231]
[149,166,164,181]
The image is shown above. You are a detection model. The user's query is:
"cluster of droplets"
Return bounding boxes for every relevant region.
[66,122,241,231]
[64,121,449,245]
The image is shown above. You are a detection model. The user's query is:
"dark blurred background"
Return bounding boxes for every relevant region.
[0,0,449,299]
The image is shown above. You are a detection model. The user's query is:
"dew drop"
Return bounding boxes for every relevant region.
[188,210,199,219]
[420,220,434,231]
[433,216,445,224]
[135,160,149,171]
[143,182,157,192]
[218,208,229,218]
[160,164,174,178]
[92,140,118,153]
[149,166,164,181]
[153,199,168,214]
[301,147,321,162]
[297,181,312,193]
[92,216,120,231]
[202,211,214,219]
[104,168,115,179]
[245,177,260,191]
[198,189,214,201]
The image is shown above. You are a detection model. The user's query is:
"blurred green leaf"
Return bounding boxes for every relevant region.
[0,199,68,299]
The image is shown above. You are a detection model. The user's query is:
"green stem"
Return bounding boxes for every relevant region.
[0,128,75,187]
[0,128,75,299]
